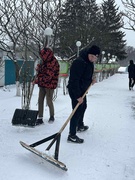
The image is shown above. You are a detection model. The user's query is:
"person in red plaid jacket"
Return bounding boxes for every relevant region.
[35,48,59,125]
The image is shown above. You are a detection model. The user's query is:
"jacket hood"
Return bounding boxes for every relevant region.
[39,48,54,62]
[79,48,89,62]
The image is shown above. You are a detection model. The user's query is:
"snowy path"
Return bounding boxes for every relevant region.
[0,73,135,180]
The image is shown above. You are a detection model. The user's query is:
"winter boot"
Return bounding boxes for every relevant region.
[77,125,89,132]
[48,116,55,123]
[35,117,44,125]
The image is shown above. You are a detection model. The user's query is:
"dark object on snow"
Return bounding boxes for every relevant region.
[12,109,38,127]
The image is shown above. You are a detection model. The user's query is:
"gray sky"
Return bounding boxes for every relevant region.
[96,0,135,48]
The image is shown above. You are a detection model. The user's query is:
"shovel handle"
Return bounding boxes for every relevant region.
[46,84,92,150]
[59,84,92,134]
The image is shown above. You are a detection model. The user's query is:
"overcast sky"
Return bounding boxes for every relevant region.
[96,0,135,48]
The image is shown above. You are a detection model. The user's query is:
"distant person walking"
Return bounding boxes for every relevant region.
[128,60,135,90]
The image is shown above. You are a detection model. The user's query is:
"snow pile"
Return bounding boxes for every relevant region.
[118,66,127,73]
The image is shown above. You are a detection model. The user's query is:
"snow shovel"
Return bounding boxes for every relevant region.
[20,83,92,171]
[12,78,38,127]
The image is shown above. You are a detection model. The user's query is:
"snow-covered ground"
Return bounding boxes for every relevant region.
[1,72,135,180]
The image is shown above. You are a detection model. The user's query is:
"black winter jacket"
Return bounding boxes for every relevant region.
[67,48,94,99]
[128,64,135,78]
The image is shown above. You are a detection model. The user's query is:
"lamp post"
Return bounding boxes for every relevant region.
[112,55,115,62]
[76,41,81,57]
[107,53,110,63]
[115,55,117,62]
[103,57,106,63]
[44,27,53,47]
[102,51,105,62]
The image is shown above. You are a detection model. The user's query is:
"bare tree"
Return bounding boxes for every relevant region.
[22,0,64,50]
[0,0,36,95]
[0,56,4,86]
[0,1,63,111]
[121,0,135,31]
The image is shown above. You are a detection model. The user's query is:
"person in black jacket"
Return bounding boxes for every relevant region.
[67,45,100,143]
[128,60,135,90]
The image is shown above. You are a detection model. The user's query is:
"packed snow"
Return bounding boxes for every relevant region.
[118,67,127,73]
[1,71,135,180]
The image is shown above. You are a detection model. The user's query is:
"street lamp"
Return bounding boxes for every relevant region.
[107,53,110,62]
[44,27,53,47]
[76,41,81,57]
[102,51,105,62]
[112,55,115,62]
[103,57,106,62]
[115,56,117,61]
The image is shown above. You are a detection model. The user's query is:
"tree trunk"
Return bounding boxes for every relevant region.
[16,81,21,96]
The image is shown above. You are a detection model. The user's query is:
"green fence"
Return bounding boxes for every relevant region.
[58,61,69,76]
[58,60,120,75]
[95,63,120,72]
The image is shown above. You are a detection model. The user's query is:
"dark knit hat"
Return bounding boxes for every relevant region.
[87,45,100,57]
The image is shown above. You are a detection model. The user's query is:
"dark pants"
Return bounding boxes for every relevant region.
[68,89,87,136]
[38,87,54,118]
[129,78,135,89]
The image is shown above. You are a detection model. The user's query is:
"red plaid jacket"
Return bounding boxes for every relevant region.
[36,48,59,89]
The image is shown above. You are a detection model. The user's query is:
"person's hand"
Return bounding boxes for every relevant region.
[35,64,41,72]
[32,78,38,84]
[77,97,83,104]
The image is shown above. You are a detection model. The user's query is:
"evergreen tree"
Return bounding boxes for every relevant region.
[56,0,100,58]
[100,0,127,60]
